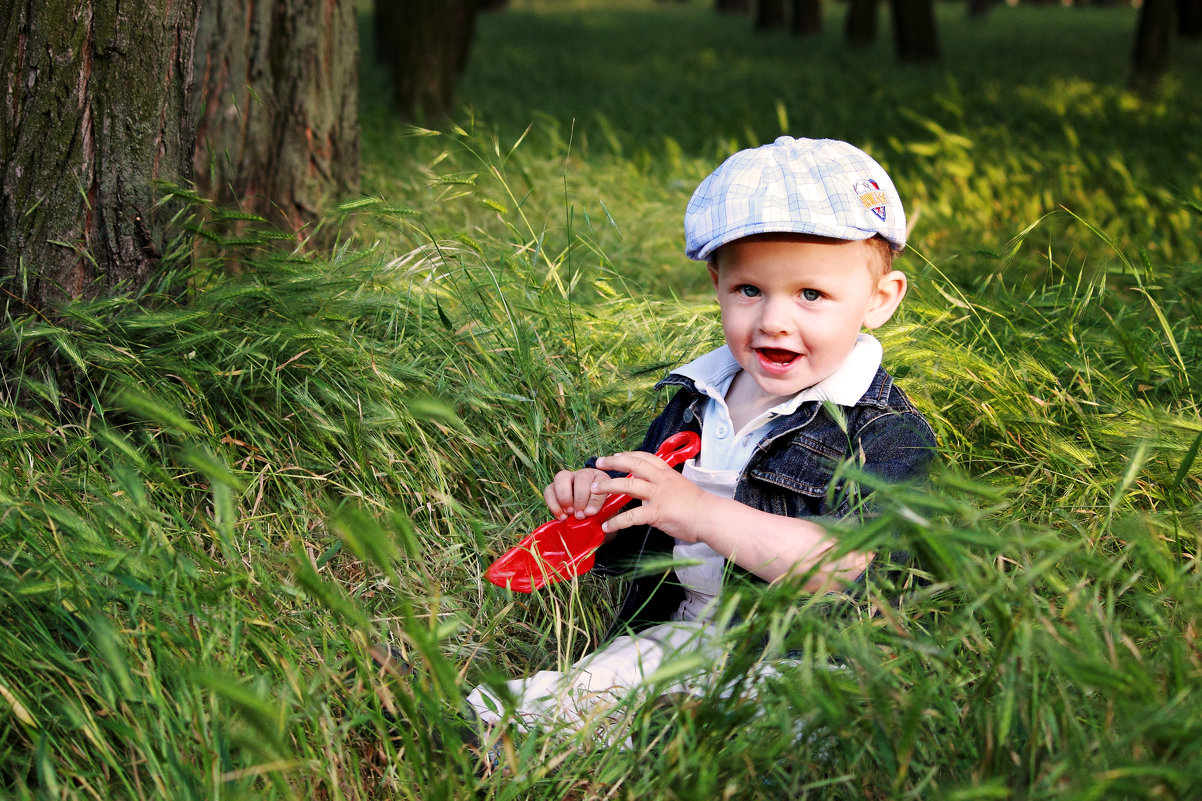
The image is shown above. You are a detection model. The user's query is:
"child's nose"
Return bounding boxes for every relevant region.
[757,297,794,335]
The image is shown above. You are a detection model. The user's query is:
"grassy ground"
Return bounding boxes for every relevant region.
[3,1,1202,798]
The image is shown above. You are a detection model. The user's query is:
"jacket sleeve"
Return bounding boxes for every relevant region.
[847,407,937,589]
[853,408,937,491]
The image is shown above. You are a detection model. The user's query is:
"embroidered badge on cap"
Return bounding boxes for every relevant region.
[854,179,888,222]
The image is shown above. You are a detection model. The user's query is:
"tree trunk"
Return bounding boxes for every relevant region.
[376,0,479,120]
[375,0,401,72]
[716,0,751,11]
[756,0,788,29]
[1179,0,1202,37]
[791,0,822,34]
[891,0,940,62]
[845,0,879,45]
[193,0,360,238]
[967,0,995,19]
[1130,0,1175,90]
[1,0,201,312]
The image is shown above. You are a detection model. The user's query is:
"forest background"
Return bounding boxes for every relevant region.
[2,1,1202,799]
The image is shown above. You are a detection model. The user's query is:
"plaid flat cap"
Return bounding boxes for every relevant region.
[684,136,907,261]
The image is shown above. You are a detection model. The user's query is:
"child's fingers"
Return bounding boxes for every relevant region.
[592,452,679,503]
[595,450,670,478]
[591,473,650,501]
[545,469,609,520]
[573,470,608,519]
[599,503,649,535]
[543,485,564,518]
[545,470,579,518]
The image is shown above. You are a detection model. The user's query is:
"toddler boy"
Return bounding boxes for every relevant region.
[465,136,936,738]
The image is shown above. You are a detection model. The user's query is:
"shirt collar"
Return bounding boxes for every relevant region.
[671,333,883,413]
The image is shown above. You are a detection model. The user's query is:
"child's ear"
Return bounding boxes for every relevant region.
[707,262,720,289]
[862,270,907,330]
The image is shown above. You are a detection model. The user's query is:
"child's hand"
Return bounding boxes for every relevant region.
[544,467,613,521]
[591,451,711,542]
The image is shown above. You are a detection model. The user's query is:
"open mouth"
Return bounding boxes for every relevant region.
[756,347,800,367]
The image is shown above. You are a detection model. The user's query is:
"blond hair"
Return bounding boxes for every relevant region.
[711,233,898,283]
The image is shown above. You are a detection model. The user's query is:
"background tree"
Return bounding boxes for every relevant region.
[845,0,880,45]
[792,0,823,34]
[1179,0,1201,37]
[1,0,202,311]
[1,0,362,329]
[892,0,941,62]
[967,0,997,19]
[1130,0,1175,89]
[756,0,788,29]
[193,0,360,237]
[716,0,751,11]
[375,0,480,119]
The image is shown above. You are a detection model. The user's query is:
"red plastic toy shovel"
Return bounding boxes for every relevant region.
[485,431,701,593]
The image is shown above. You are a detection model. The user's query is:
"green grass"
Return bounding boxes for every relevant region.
[3,1,1202,798]
[362,4,1202,300]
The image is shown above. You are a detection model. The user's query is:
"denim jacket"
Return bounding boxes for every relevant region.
[592,365,936,632]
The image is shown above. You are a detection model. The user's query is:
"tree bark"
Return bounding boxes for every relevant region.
[1179,0,1202,37]
[1130,0,1175,90]
[844,0,879,45]
[967,0,995,19]
[891,0,940,62]
[376,0,479,120]
[791,0,822,34]
[193,0,360,238]
[756,0,788,29]
[375,0,401,77]
[1,0,201,311]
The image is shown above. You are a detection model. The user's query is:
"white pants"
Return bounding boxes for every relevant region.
[465,620,722,734]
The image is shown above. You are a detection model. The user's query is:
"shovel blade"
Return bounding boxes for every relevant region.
[484,517,603,593]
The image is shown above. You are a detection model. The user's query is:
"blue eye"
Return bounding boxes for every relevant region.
[802,288,821,301]
[738,285,761,298]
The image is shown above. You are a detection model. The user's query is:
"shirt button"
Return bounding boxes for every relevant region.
[716,424,729,438]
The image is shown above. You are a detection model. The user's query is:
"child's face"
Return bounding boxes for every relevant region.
[709,235,906,401]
